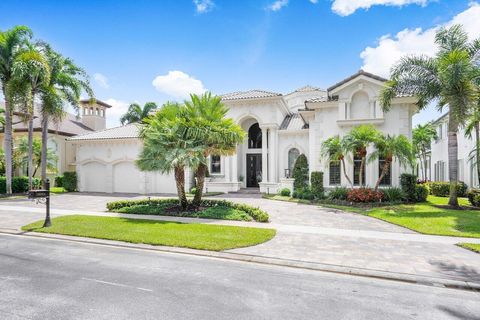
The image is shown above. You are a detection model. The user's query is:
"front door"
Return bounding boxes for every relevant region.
[246,154,262,188]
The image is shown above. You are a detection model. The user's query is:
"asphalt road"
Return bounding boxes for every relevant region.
[0,234,479,320]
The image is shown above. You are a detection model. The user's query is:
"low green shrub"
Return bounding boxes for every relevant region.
[400,173,417,202]
[310,171,324,199]
[63,172,77,192]
[106,198,269,222]
[428,181,467,197]
[382,187,404,202]
[415,184,429,202]
[190,187,197,194]
[0,176,41,194]
[279,188,291,197]
[54,176,64,188]
[292,187,315,200]
[467,189,480,207]
[327,187,349,200]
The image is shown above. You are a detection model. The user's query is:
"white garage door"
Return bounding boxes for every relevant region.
[82,162,107,192]
[113,162,141,193]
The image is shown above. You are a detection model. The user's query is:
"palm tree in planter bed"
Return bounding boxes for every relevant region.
[412,123,437,181]
[381,24,480,207]
[369,134,413,191]
[320,135,353,187]
[120,102,158,125]
[344,125,381,187]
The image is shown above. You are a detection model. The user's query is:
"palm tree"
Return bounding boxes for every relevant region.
[320,135,353,187]
[381,24,480,207]
[0,25,33,194]
[343,125,381,187]
[465,102,480,186]
[0,107,4,130]
[16,136,57,177]
[9,43,51,188]
[183,92,245,206]
[369,134,413,191]
[412,123,437,180]
[39,44,93,184]
[136,102,204,209]
[120,102,157,125]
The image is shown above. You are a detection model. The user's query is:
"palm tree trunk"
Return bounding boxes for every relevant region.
[193,163,206,207]
[41,113,49,185]
[375,161,391,191]
[418,154,424,180]
[359,156,366,187]
[174,166,188,210]
[2,85,13,194]
[447,118,459,207]
[341,158,353,187]
[27,114,34,189]
[475,122,480,187]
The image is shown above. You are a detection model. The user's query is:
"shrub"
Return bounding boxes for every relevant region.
[190,187,197,194]
[327,187,349,200]
[292,154,309,191]
[382,187,404,202]
[292,187,315,200]
[428,181,467,197]
[400,173,417,202]
[310,171,324,199]
[55,176,64,188]
[415,184,429,202]
[467,189,480,207]
[106,198,269,222]
[347,188,384,203]
[0,176,40,194]
[63,172,77,192]
[279,188,291,197]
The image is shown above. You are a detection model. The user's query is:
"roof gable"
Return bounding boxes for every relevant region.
[327,70,387,93]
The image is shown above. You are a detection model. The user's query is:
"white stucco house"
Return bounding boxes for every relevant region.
[69,70,418,194]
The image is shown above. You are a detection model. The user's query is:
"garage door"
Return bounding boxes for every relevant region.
[113,162,141,193]
[82,162,107,192]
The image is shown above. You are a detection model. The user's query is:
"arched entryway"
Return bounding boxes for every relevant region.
[246,122,263,187]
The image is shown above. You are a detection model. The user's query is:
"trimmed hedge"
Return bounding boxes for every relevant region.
[415,184,429,202]
[467,189,480,207]
[63,172,77,192]
[428,181,467,197]
[0,176,41,194]
[279,188,291,197]
[310,171,324,199]
[292,154,309,191]
[400,173,417,202]
[55,176,64,188]
[106,198,269,222]
[346,188,384,203]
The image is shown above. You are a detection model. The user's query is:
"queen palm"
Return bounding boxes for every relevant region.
[344,125,381,187]
[381,24,480,207]
[369,134,413,191]
[0,25,33,194]
[183,92,245,206]
[412,123,437,180]
[120,102,157,125]
[320,135,353,187]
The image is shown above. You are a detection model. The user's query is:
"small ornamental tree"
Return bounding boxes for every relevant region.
[292,154,309,191]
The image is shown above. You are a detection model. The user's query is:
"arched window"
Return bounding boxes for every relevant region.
[248,123,262,149]
[288,148,300,173]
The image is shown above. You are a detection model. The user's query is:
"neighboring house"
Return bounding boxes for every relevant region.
[70,70,418,194]
[425,112,478,187]
[0,99,111,176]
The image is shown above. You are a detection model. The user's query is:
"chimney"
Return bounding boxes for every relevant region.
[80,99,112,131]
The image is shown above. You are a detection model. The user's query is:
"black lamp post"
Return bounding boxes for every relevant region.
[42,179,51,228]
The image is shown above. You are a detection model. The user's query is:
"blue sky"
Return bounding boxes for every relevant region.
[1,0,479,127]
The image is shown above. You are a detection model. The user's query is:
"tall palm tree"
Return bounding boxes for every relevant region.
[465,102,480,186]
[381,24,480,207]
[412,123,437,180]
[343,125,381,187]
[120,102,157,125]
[369,134,413,191]
[136,102,204,209]
[183,92,245,206]
[0,25,32,194]
[10,44,51,188]
[320,135,353,187]
[39,44,93,184]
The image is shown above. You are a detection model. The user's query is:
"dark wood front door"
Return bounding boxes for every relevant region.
[246,154,262,188]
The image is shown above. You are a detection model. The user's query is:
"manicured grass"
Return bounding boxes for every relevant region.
[50,187,67,194]
[458,243,480,253]
[21,215,276,251]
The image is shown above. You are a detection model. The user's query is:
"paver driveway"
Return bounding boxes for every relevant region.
[1,192,479,284]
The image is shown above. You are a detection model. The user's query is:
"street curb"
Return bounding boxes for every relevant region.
[1,228,479,292]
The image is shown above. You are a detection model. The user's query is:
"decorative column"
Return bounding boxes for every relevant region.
[232,152,238,183]
[225,156,231,181]
[261,127,268,183]
[268,127,278,183]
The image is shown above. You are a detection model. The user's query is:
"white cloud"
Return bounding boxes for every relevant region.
[152,70,206,99]
[93,73,109,89]
[332,0,430,16]
[360,2,480,78]
[309,0,318,3]
[267,0,289,11]
[193,0,214,14]
[104,98,129,128]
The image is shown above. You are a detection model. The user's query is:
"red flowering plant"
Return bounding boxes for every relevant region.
[347,188,384,203]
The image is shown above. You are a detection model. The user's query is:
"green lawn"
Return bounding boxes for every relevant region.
[22,215,276,251]
[459,243,480,253]
[50,187,67,194]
